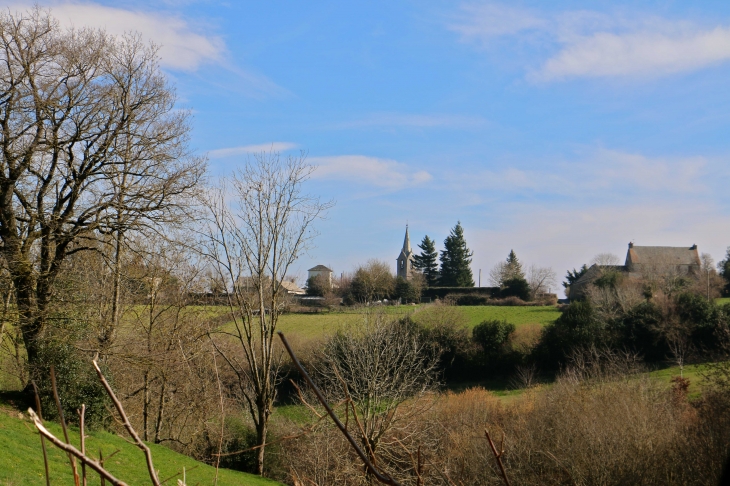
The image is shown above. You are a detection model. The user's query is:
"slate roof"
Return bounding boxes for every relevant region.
[308,265,333,272]
[626,245,701,267]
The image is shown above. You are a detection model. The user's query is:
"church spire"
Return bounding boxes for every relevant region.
[403,224,412,254]
[397,225,414,280]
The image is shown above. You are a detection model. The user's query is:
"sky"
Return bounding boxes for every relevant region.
[12,1,730,293]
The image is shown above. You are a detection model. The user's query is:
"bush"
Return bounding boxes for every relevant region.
[500,277,530,300]
[33,322,110,428]
[473,320,515,355]
[533,300,607,371]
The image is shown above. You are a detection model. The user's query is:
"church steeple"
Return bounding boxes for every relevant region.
[396,225,414,280]
[403,225,412,255]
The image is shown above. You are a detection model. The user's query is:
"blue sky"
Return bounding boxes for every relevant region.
[19,1,730,292]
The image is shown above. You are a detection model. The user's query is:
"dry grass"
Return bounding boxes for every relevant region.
[278,372,730,485]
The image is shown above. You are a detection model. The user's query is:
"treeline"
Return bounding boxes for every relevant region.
[307,239,557,306]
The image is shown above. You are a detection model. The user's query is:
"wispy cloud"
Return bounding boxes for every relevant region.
[449,3,730,81]
[335,112,487,129]
[8,2,225,71]
[536,27,730,81]
[446,148,710,197]
[208,142,298,159]
[309,155,432,190]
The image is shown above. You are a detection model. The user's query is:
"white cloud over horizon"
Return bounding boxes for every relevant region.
[309,155,432,190]
[208,142,298,159]
[445,148,710,198]
[8,2,225,71]
[450,3,730,81]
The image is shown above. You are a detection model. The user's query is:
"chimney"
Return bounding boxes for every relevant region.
[690,244,697,250]
[628,242,634,248]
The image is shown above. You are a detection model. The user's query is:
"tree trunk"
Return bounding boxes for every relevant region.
[255,409,268,476]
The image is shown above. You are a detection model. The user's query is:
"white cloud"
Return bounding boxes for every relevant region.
[208,142,298,159]
[450,3,730,80]
[309,155,432,189]
[8,2,224,71]
[449,3,544,41]
[444,148,710,199]
[536,27,730,81]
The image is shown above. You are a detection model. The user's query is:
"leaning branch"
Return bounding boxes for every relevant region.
[277,331,402,486]
[92,357,161,486]
[28,409,128,486]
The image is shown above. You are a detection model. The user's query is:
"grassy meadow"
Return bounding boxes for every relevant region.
[274,303,562,343]
[0,400,281,486]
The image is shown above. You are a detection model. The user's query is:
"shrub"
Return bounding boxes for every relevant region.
[33,324,110,428]
[500,277,530,300]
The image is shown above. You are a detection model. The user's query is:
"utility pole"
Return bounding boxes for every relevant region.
[479,268,481,287]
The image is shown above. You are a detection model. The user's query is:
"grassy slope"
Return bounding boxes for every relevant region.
[0,404,281,486]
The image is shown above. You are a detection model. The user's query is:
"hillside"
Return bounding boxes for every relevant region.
[0,399,281,486]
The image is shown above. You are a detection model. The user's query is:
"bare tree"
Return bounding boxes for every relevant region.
[311,313,439,469]
[591,253,621,266]
[201,151,331,474]
[488,261,507,287]
[527,265,556,300]
[0,9,203,370]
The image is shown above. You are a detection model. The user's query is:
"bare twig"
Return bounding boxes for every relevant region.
[277,331,403,486]
[485,429,511,486]
[31,381,51,486]
[92,357,161,486]
[51,364,80,486]
[79,405,87,486]
[212,351,224,485]
[28,409,128,486]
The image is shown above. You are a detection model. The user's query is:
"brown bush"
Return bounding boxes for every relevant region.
[279,370,730,485]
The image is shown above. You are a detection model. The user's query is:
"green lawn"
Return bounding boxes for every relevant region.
[0,403,281,486]
[454,305,561,329]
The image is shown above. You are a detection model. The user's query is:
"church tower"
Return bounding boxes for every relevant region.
[396,225,414,280]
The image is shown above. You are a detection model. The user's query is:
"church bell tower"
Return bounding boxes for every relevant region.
[396,225,414,280]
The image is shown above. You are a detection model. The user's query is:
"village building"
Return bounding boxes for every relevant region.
[307,265,334,286]
[569,243,701,300]
[396,225,414,280]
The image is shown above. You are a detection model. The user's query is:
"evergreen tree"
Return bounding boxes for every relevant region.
[719,247,730,296]
[504,249,525,281]
[413,235,439,287]
[439,222,474,287]
[498,250,530,300]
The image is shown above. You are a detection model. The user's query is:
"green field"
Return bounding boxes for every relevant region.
[0,400,281,486]
[455,305,561,329]
[273,304,561,343]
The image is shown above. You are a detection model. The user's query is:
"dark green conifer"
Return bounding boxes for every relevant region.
[439,222,474,287]
[413,235,439,287]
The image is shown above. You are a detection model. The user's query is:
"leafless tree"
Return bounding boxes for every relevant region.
[0,9,203,370]
[311,314,440,466]
[201,151,331,474]
[591,253,621,266]
[527,265,556,300]
[488,261,507,287]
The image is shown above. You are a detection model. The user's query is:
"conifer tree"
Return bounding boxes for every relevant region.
[500,250,529,300]
[413,235,440,287]
[439,222,474,287]
[504,249,525,281]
